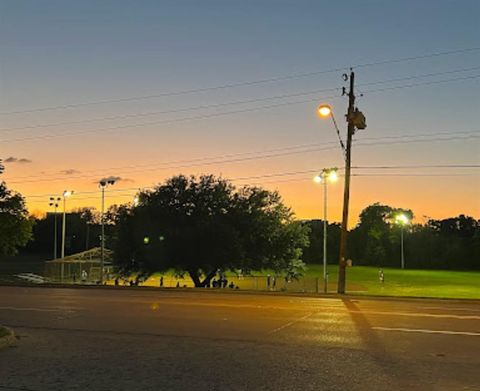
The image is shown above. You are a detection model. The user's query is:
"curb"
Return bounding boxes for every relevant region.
[1,282,479,303]
[0,326,15,350]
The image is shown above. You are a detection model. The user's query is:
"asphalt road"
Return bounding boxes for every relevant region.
[0,286,479,391]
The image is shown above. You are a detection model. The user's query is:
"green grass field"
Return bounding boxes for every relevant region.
[300,264,480,299]
[1,253,479,299]
[146,265,480,299]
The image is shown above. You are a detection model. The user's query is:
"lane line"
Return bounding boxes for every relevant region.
[421,306,480,313]
[350,310,480,320]
[268,312,314,334]
[373,326,480,337]
[0,306,81,312]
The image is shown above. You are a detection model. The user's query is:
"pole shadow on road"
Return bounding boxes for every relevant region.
[341,298,420,388]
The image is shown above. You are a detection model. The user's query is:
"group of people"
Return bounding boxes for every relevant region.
[210,278,238,289]
[114,276,143,286]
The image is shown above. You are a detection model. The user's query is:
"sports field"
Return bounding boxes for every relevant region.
[1,254,479,299]
[303,265,480,299]
[144,265,480,299]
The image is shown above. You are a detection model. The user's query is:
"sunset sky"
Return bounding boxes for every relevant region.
[0,0,479,225]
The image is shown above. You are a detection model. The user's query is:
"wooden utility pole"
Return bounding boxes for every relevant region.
[337,70,356,294]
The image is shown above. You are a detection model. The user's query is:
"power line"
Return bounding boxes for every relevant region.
[0,87,341,134]
[3,73,480,145]
[24,168,478,202]
[353,164,480,169]
[363,74,480,95]
[2,65,479,135]
[6,127,477,182]
[0,93,339,143]
[1,47,478,116]
[4,130,479,185]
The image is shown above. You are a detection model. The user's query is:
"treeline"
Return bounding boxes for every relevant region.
[303,203,480,270]
[24,203,480,270]
[26,207,115,257]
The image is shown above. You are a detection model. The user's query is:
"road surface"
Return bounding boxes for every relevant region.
[0,286,479,390]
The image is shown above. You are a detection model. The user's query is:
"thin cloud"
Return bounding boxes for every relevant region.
[60,169,81,175]
[4,156,32,164]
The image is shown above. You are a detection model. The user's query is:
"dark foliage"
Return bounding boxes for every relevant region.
[0,160,33,257]
[111,175,309,286]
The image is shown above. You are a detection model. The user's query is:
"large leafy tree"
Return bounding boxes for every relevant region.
[349,202,413,266]
[111,175,309,287]
[0,160,33,257]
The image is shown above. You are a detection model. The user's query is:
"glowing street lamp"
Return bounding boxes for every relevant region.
[317,104,332,118]
[395,213,410,269]
[313,167,338,293]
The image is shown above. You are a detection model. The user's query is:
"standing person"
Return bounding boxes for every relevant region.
[272,276,276,290]
[379,269,385,284]
[266,274,271,290]
[160,276,164,287]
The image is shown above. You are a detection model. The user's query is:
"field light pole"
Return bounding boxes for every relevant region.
[99,178,116,284]
[314,168,338,293]
[395,214,409,269]
[61,190,73,282]
[49,197,61,259]
[61,190,73,259]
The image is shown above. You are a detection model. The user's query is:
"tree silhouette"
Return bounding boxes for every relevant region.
[0,160,33,257]
[111,175,309,286]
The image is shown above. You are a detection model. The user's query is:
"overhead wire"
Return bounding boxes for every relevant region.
[0,46,478,116]
[2,65,479,135]
[2,73,480,145]
[4,130,480,185]
[24,167,479,203]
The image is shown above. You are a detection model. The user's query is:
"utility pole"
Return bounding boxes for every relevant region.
[337,70,366,294]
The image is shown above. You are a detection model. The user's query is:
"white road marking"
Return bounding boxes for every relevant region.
[421,306,480,313]
[268,312,314,334]
[373,326,480,337]
[350,310,480,320]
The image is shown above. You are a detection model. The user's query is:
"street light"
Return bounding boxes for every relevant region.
[395,213,410,269]
[49,197,61,259]
[317,104,332,118]
[313,167,338,293]
[99,178,116,284]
